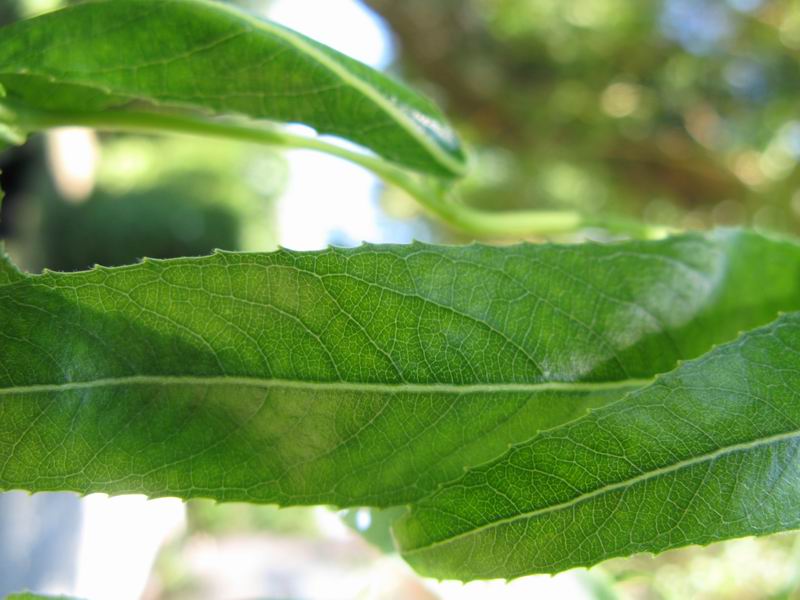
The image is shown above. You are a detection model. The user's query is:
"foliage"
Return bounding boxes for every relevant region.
[38,135,280,270]
[0,0,464,176]
[365,0,800,234]
[0,0,799,585]
[397,313,800,578]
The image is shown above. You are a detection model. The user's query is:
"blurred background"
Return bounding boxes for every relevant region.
[1,0,800,598]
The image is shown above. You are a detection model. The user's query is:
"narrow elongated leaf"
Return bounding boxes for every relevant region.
[0,0,465,176]
[0,231,799,506]
[396,312,800,580]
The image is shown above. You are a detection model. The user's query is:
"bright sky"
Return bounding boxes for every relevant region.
[268,0,393,68]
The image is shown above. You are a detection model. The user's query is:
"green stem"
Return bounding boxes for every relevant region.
[1,101,660,238]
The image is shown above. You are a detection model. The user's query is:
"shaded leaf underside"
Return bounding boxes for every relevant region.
[1,230,799,509]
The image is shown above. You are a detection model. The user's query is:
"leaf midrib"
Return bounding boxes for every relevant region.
[402,424,800,555]
[0,374,653,396]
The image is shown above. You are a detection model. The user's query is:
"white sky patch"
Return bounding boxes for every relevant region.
[266,0,401,251]
[46,128,99,203]
[276,150,384,250]
[74,495,185,600]
[267,0,393,69]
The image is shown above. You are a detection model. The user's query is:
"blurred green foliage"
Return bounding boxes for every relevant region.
[1,0,285,274]
[599,532,800,600]
[367,0,800,234]
[40,180,240,272]
[7,134,282,272]
[42,136,282,270]
[341,507,408,554]
[186,500,319,537]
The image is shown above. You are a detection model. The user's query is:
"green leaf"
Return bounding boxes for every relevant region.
[0,0,465,177]
[396,312,800,580]
[0,231,799,506]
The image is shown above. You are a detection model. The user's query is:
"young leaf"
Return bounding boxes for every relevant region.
[396,312,800,580]
[0,231,799,506]
[0,0,465,177]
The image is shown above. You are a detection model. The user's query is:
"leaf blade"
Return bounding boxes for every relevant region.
[396,312,800,580]
[0,0,465,176]
[0,231,799,506]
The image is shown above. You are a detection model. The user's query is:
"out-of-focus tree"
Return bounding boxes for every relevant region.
[366,0,800,233]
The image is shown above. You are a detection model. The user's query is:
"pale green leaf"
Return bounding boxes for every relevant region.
[396,312,800,580]
[0,0,465,176]
[0,231,798,507]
